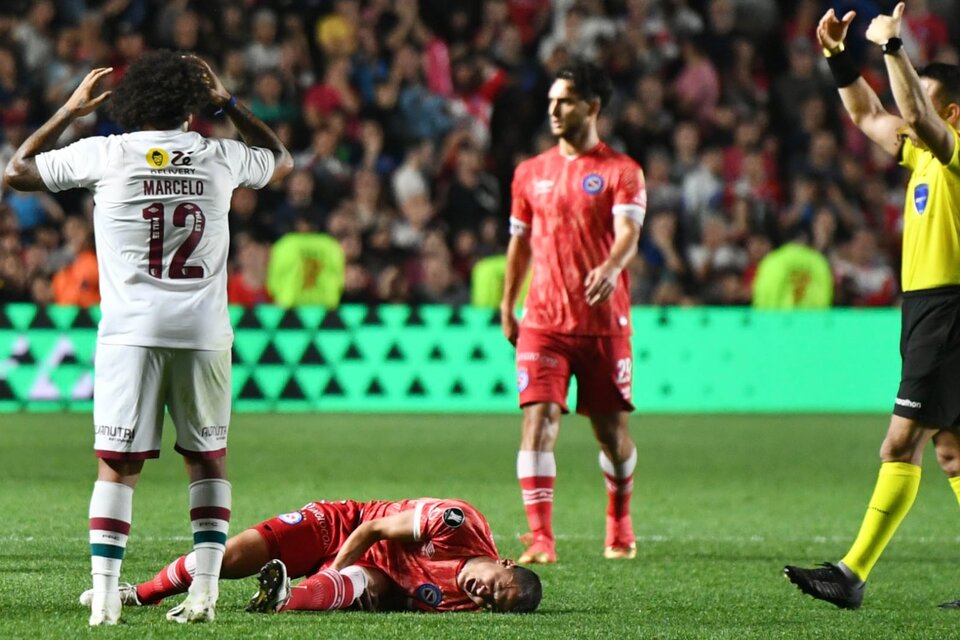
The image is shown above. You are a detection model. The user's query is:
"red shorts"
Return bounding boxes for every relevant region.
[252,500,363,579]
[515,328,634,415]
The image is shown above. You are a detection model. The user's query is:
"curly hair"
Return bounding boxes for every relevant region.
[108,50,209,130]
[555,62,613,112]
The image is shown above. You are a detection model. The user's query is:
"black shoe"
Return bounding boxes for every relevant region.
[246,559,291,613]
[938,599,960,609]
[784,562,865,610]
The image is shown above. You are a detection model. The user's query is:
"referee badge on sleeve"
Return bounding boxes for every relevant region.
[914,184,929,215]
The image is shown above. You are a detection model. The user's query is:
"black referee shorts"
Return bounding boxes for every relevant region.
[895,285,960,427]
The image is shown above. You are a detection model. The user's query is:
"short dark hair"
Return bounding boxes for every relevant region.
[508,566,542,613]
[918,63,960,107]
[108,50,210,130]
[555,62,613,111]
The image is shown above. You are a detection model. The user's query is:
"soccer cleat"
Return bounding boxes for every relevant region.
[166,588,217,623]
[88,591,122,626]
[80,583,141,608]
[517,533,557,564]
[604,542,637,559]
[246,559,291,613]
[783,562,865,610]
[938,599,960,609]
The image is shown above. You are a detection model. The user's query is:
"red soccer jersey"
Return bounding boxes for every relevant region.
[510,142,646,336]
[357,498,499,612]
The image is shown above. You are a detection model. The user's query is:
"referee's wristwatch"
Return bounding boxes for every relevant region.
[881,37,903,55]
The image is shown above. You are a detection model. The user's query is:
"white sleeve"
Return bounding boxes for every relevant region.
[35,137,108,192]
[218,139,276,189]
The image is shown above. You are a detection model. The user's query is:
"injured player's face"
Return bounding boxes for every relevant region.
[457,558,521,612]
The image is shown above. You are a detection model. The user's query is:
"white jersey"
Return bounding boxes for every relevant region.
[37,130,274,350]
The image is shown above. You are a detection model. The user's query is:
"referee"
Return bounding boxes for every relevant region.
[784,3,960,609]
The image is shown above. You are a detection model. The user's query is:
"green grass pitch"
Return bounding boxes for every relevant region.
[2,413,960,639]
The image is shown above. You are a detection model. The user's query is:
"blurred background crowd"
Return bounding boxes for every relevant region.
[0,0,957,309]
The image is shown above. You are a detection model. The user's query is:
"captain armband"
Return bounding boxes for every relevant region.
[509,217,530,237]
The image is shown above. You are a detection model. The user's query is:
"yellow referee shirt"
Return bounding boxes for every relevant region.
[899,125,960,292]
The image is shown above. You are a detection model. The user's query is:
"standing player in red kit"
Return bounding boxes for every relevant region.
[500,63,646,564]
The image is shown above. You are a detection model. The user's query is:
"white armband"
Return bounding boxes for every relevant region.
[509,216,530,236]
[612,204,646,225]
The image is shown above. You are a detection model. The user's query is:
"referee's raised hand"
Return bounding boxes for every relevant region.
[865,2,904,46]
[816,8,856,52]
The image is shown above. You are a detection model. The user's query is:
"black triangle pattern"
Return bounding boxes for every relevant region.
[239,377,264,399]
[448,306,465,325]
[470,345,486,361]
[237,308,262,328]
[343,342,363,360]
[278,309,304,329]
[71,308,96,328]
[450,380,466,395]
[30,307,55,328]
[0,379,13,399]
[361,305,383,325]
[386,344,404,361]
[491,380,509,396]
[365,378,385,396]
[299,343,326,364]
[405,306,425,326]
[407,377,426,396]
[257,343,284,364]
[280,377,306,399]
[319,311,346,330]
[428,345,444,361]
[322,376,345,396]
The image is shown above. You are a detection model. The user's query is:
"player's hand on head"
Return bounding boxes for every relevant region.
[64,67,113,117]
[183,54,231,107]
[816,8,857,51]
[865,2,904,45]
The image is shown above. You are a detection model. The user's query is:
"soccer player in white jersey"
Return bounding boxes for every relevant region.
[3,51,293,625]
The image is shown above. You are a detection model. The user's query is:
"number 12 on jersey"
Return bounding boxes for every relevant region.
[142,202,206,279]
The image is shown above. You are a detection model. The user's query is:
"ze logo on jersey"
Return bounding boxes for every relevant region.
[146,148,193,169]
[415,583,443,607]
[442,507,465,528]
[914,183,929,215]
[582,173,605,195]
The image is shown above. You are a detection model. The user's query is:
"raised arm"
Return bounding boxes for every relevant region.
[866,2,956,165]
[186,55,294,185]
[817,9,904,157]
[4,67,113,192]
[329,510,416,571]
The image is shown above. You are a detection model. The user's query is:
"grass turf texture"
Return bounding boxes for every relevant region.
[1,413,959,639]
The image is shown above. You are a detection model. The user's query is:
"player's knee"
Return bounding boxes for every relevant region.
[878,437,919,463]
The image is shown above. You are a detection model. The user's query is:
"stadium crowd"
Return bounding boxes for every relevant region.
[0,0,957,309]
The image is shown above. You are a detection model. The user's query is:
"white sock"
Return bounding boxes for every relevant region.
[188,479,231,593]
[89,481,133,594]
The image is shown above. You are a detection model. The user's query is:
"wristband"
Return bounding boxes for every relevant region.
[881,37,903,55]
[825,48,861,88]
[822,42,844,58]
[214,95,237,116]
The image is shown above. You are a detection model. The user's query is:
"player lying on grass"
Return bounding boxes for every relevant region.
[81,497,542,614]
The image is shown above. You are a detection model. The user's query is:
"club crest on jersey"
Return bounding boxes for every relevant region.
[146,148,170,168]
[517,368,529,392]
[278,511,304,525]
[442,507,465,528]
[914,183,929,215]
[415,583,443,607]
[582,173,604,195]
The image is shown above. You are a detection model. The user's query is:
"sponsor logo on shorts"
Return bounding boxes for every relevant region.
[517,352,558,367]
[582,173,605,195]
[278,511,304,525]
[200,426,228,438]
[95,425,134,443]
[518,368,529,392]
[415,583,443,607]
[914,184,929,215]
[895,397,922,409]
[442,507,465,528]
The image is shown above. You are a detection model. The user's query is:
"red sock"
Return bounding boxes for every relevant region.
[600,449,637,546]
[282,569,356,611]
[517,451,556,542]
[136,554,193,605]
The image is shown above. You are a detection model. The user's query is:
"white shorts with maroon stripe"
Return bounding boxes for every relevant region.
[93,343,232,460]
